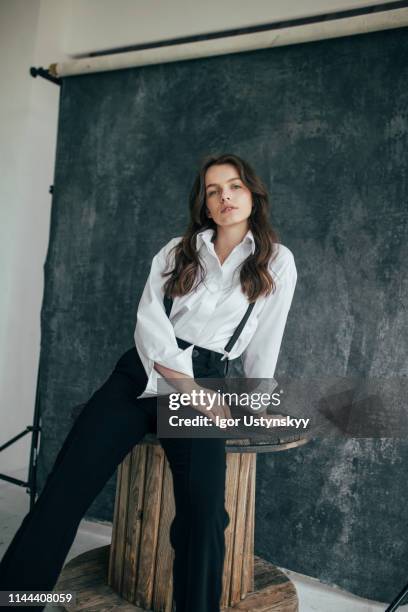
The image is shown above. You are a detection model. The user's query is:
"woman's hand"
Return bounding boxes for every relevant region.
[193,386,232,424]
[152,364,232,425]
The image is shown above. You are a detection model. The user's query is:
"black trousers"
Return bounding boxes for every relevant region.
[0,345,230,612]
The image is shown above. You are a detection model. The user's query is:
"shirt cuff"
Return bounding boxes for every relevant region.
[136,344,195,400]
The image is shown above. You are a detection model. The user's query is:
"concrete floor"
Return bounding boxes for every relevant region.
[0,468,406,612]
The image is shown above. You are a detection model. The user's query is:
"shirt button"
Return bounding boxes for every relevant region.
[192,348,200,357]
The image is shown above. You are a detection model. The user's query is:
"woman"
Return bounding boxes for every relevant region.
[0,153,297,612]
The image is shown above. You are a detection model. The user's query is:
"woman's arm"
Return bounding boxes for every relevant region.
[153,361,200,395]
[135,239,232,420]
[134,239,196,397]
[155,361,232,421]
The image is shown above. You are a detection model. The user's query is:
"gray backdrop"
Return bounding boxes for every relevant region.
[38,26,408,602]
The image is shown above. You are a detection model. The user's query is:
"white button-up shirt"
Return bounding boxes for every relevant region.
[134,228,297,399]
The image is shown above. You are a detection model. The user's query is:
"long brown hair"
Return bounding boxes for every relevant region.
[162,153,280,303]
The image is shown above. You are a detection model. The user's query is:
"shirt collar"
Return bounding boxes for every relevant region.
[196,227,255,255]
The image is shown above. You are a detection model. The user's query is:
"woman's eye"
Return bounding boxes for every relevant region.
[208,185,240,196]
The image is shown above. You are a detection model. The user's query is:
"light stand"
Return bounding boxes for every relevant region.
[0,67,60,509]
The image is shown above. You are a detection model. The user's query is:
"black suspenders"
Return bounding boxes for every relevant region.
[223,301,255,355]
[163,294,255,358]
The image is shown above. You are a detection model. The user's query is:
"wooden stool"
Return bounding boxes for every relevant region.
[56,431,308,611]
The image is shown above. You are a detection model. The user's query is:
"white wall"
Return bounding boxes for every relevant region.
[0,0,397,475]
[0,0,68,474]
[65,0,396,56]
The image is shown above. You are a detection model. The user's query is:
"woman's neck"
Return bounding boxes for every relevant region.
[211,224,249,263]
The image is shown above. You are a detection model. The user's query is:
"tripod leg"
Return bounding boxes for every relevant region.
[385,582,408,612]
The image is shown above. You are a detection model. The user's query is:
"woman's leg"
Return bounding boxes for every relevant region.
[159,435,230,612]
[0,348,156,608]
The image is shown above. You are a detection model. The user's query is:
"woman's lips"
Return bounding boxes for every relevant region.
[221,206,237,214]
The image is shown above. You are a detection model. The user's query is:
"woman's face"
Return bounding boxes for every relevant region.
[204,163,253,229]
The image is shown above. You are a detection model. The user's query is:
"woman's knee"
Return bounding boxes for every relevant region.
[52,373,144,468]
[84,369,146,429]
[113,346,147,391]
